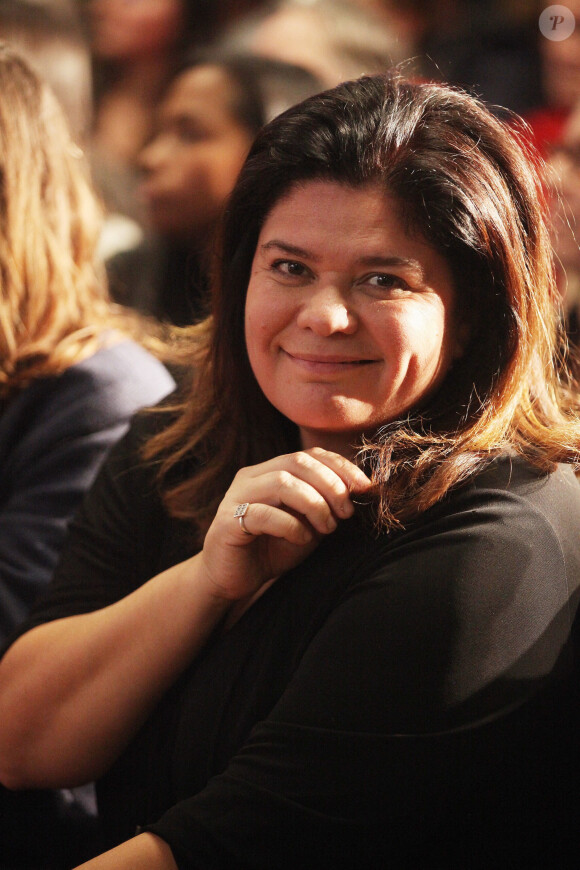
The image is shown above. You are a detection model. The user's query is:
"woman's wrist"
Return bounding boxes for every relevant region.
[181,550,238,604]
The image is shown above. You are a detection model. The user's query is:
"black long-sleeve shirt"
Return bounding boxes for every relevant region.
[15,414,580,867]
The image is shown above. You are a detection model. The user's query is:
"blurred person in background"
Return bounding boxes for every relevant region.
[0,45,174,868]
[84,0,214,183]
[82,0,265,209]
[529,0,580,151]
[138,49,324,325]
[0,0,156,314]
[548,99,580,346]
[80,0,273,312]
[0,43,175,643]
[82,0,273,196]
[216,0,418,88]
[0,0,92,147]
[80,0,218,284]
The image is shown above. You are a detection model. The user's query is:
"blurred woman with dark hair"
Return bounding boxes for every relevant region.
[83,0,266,218]
[137,49,324,324]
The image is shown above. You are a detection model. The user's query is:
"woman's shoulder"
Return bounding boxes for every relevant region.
[323,455,580,586]
[40,339,176,429]
[347,455,580,629]
[307,456,580,731]
[71,338,175,397]
[463,452,579,493]
[360,455,580,556]
[393,455,580,578]
[447,454,580,544]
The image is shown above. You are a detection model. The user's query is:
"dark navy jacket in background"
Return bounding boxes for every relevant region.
[0,339,174,644]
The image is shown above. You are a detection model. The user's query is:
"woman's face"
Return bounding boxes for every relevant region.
[138,65,254,241]
[245,181,467,456]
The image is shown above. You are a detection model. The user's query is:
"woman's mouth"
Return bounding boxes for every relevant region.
[282,350,377,374]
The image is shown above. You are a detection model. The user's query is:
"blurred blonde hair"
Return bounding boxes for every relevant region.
[0,44,165,401]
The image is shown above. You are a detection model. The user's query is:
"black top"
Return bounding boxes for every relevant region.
[19,414,580,868]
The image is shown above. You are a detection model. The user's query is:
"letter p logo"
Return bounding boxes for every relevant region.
[539,5,576,40]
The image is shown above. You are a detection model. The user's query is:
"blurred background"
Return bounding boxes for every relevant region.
[1,0,579,331]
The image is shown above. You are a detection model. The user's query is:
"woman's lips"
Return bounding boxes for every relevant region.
[282,350,377,374]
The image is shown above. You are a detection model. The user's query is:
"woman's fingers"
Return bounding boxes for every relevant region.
[232,502,315,545]
[305,446,372,492]
[203,449,372,600]
[232,471,338,535]
[246,447,371,491]
[234,448,372,527]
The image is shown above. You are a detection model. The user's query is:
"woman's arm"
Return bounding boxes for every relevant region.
[0,447,370,790]
[0,549,230,788]
[74,833,177,870]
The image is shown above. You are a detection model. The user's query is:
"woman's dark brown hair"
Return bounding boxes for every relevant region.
[145,71,580,533]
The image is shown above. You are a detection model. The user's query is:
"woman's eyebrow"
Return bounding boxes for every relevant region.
[260,239,317,260]
[357,254,424,275]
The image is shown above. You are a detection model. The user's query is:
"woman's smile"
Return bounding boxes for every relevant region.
[280,349,379,375]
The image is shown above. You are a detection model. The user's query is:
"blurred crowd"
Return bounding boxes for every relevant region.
[0,0,578,333]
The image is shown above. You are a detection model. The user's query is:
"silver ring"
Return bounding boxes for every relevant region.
[234,502,254,536]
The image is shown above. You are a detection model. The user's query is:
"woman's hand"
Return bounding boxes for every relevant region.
[0,449,369,790]
[201,447,372,601]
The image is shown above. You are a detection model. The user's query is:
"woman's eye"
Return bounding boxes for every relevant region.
[175,120,206,144]
[272,259,309,277]
[366,273,411,294]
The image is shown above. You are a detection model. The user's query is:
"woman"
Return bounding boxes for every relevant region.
[137,49,323,324]
[0,45,175,642]
[0,44,174,868]
[0,72,579,868]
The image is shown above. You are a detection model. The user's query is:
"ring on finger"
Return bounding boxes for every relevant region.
[234,502,254,536]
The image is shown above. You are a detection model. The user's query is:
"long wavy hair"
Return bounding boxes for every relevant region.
[145,72,580,534]
[0,45,168,403]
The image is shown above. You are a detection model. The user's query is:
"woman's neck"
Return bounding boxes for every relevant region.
[298,427,359,460]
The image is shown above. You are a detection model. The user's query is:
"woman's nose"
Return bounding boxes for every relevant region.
[296,283,357,336]
[138,134,168,173]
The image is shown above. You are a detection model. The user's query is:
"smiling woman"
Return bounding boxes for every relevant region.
[0,72,579,869]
